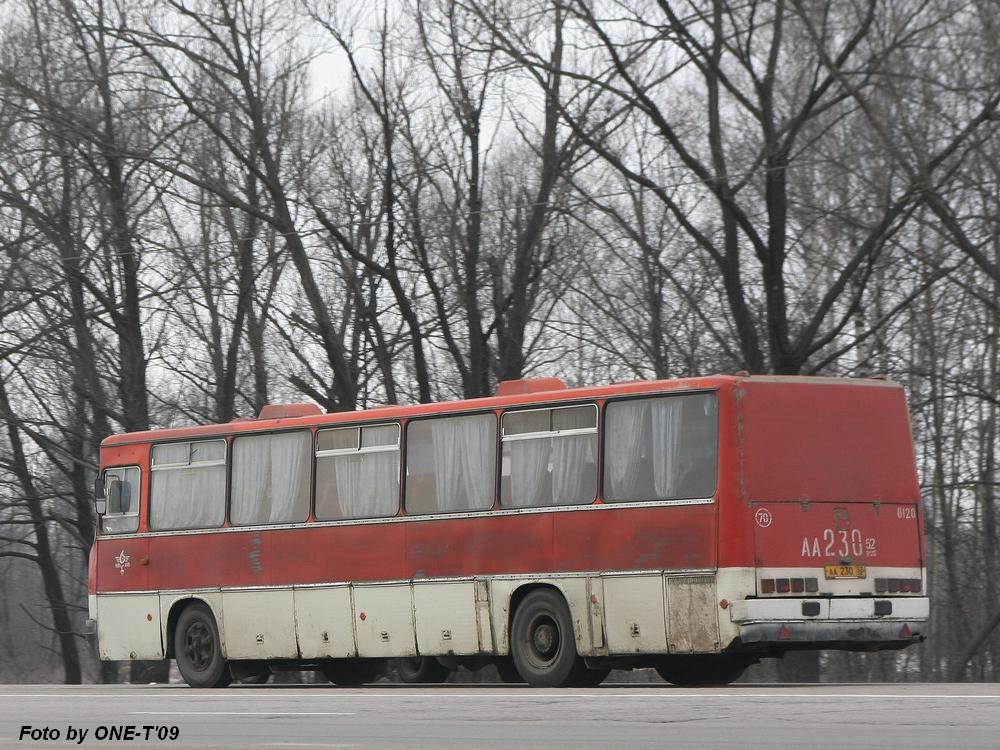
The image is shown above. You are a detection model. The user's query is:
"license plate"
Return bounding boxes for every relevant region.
[824,564,866,579]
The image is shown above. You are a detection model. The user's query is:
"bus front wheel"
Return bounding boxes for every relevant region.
[510,589,583,687]
[174,602,231,688]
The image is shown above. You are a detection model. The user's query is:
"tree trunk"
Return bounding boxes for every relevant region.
[0,378,82,684]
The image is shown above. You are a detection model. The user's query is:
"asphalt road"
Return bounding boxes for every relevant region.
[1,683,998,750]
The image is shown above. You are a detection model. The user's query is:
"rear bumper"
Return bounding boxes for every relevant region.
[730,597,928,651]
[738,620,925,649]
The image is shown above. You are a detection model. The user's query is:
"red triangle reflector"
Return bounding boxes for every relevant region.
[900,624,911,639]
[779,624,791,640]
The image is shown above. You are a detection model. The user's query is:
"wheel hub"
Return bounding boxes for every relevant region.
[530,618,559,661]
[185,622,214,671]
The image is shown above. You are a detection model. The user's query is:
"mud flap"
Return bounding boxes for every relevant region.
[666,575,720,653]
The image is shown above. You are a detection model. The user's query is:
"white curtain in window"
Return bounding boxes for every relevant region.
[552,434,597,505]
[650,398,684,498]
[458,415,495,510]
[332,451,399,518]
[267,432,309,522]
[232,438,270,524]
[507,438,549,508]
[153,442,188,465]
[151,465,225,529]
[331,455,359,517]
[431,418,462,511]
[231,432,309,525]
[366,451,400,516]
[604,401,648,499]
[431,415,495,511]
[315,458,338,519]
[192,440,225,462]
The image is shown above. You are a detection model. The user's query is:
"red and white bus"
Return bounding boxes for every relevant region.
[87,375,928,687]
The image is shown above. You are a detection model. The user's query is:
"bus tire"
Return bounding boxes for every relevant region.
[655,654,750,686]
[510,589,581,687]
[393,656,451,683]
[494,657,523,684]
[239,670,270,685]
[567,666,611,687]
[232,662,271,684]
[174,602,231,688]
[320,658,383,686]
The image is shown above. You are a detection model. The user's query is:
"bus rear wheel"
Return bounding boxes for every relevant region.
[510,589,582,687]
[174,602,231,688]
[393,656,451,683]
[655,655,750,686]
[320,658,383,686]
[567,666,611,687]
[494,657,523,684]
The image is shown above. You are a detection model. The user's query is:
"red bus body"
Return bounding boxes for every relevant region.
[87,375,927,677]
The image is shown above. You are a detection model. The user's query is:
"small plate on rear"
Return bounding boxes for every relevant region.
[824,564,867,579]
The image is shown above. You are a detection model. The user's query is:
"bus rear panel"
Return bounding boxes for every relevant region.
[721,378,927,652]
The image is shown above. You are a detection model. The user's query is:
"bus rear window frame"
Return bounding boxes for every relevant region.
[599,389,719,505]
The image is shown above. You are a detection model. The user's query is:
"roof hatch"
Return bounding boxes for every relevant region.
[496,377,567,397]
[257,403,323,420]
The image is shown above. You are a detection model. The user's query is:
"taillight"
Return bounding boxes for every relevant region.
[876,577,921,594]
[761,578,820,595]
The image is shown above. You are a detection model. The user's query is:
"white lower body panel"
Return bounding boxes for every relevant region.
[95,594,162,660]
[222,589,297,659]
[91,567,929,662]
[294,585,355,658]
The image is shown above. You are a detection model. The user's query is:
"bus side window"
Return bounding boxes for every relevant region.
[603,393,718,503]
[501,404,598,508]
[231,430,311,526]
[101,467,141,535]
[315,424,401,521]
[149,440,227,530]
[405,413,497,515]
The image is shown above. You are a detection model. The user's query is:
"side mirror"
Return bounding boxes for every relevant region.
[94,477,107,516]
